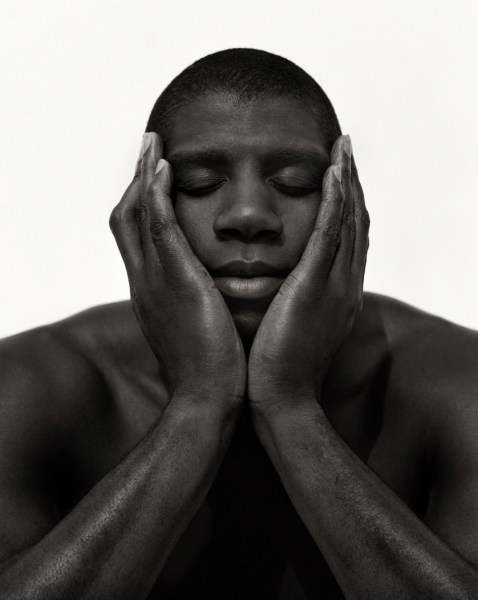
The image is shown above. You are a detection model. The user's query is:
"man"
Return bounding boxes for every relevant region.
[0,48,477,599]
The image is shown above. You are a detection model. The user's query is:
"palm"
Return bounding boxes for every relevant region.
[247,136,369,412]
[248,269,333,404]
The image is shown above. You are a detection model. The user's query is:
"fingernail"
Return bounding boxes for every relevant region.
[155,158,166,175]
[139,132,152,160]
[333,165,342,182]
[343,135,352,158]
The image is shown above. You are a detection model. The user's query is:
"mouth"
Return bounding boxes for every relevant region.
[210,261,289,309]
[213,275,284,301]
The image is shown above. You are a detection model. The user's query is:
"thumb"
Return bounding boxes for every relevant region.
[148,159,206,279]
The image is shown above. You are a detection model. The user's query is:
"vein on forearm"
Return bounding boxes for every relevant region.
[256,406,477,600]
[0,397,237,600]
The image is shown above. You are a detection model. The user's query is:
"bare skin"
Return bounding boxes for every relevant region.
[1,94,478,599]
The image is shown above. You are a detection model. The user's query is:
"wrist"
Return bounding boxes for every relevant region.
[250,391,323,433]
[248,375,324,410]
[250,397,328,467]
[168,387,243,422]
[172,374,245,407]
[158,391,243,455]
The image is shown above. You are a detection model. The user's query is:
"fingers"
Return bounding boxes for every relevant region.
[331,136,355,272]
[137,133,164,264]
[147,157,208,281]
[296,164,344,289]
[109,132,163,275]
[350,154,370,283]
[140,133,163,203]
[112,130,207,288]
[296,135,355,293]
[328,137,370,300]
[109,174,142,275]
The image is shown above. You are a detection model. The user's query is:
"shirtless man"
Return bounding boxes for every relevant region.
[0,48,477,599]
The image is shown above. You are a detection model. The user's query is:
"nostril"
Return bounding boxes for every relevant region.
[253,229,279,242]
[214,206,284,241]
[218,228,280,242]
[219,228,242,240]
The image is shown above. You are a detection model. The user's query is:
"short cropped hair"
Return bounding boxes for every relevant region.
[146,48,342,151]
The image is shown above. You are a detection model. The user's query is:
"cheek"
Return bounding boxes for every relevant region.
[174,198,213,258]
[282,197,321,255]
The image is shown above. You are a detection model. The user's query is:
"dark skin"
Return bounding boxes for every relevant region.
[0,94,478,599]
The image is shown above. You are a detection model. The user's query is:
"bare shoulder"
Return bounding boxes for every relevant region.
[364,292,478,458]
[0,301,156,428]
[0,303,160,559]
[365,291,478,388]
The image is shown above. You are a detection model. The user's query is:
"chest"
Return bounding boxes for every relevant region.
[62,385,428,599]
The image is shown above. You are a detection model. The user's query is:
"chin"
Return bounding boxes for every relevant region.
[230,308,264,352]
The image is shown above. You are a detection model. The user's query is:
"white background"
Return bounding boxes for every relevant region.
[1,0,477,338]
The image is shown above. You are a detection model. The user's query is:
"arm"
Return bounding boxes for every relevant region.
[0,381,238,600]
[0,131,246,599]
[254,401,478,599]
[248,135,478,598]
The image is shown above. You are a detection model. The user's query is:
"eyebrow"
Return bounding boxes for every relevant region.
[168,149,229,168]
[167,147,329,170]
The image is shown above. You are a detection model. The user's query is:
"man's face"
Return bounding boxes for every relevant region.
[165,92,330,344]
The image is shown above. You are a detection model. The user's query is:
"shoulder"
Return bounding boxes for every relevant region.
[364,292,478,461]
[0,301,137,383]
[364,291,478,391]
[0,301,154,429]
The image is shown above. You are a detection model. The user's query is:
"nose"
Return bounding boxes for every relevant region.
[213,177,283,242]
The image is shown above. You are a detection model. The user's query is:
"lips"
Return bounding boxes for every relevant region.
[210,260,289,279]
[210,261,289,306]
[214,275,284,301]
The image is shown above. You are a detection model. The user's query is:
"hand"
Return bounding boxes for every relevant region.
[248,135,369,415]
[110,132,247,404]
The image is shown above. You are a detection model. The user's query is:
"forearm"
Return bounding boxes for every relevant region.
[0,393,239,600]
[253,402,478,600]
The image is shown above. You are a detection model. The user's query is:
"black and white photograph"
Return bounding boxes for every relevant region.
[1,1,478,597]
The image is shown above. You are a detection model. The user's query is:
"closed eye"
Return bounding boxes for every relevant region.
[176,179,227,197]
[269,179,321,197]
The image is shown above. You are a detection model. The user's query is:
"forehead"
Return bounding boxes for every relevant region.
[165,93,329,165]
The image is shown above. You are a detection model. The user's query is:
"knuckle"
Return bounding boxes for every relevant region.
[314,224,341,245]
[342,166,351,181]
[148,178,163,198]
[358,208,371,228]
[137,203,150,225]
[109,206,124,233]
[134,161,142,177]
[150,215,172,242]
[345,211,357,233]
